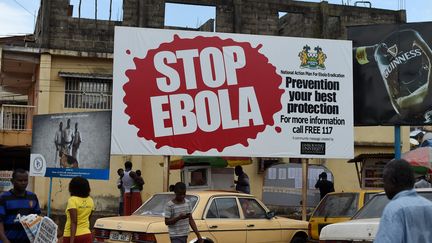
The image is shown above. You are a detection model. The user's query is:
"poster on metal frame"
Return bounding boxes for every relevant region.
[349,22,432,125]
[30,111,111,180]
[112,27,354,158]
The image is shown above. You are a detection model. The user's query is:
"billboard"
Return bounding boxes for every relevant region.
[349,23,432,125]
[112,27,353,158]
[30,111,111,180]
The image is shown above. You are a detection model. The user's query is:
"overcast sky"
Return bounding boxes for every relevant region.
[0,0,431,37]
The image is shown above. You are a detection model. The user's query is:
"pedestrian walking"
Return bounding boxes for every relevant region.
[63,176,94,243]
[0,169,41,243]
[375,159,432,243]
[164,182,203,243]
[234,166,250,194]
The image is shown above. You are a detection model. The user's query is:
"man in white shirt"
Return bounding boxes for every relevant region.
[121,161,142,215]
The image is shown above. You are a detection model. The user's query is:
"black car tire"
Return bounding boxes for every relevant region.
[290,236,306,243]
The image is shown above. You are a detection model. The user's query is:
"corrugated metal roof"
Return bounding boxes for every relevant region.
[58,72,112,80]
[348,153,394,163]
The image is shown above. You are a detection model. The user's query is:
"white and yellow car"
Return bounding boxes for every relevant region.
[319,189,432,243]
[93,191,308,243]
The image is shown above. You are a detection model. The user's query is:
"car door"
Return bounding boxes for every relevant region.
[204,197,247,243]
[238,198,282,243]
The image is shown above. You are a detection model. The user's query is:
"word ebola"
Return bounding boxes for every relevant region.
[150,46,264,137]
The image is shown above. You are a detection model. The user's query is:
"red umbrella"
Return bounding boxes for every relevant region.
[402,147,432,174]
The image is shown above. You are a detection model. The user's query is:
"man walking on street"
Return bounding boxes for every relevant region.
[234,166,250,194]
[0,169,41,243]
[164,182,202,243]
[375,159,432,243]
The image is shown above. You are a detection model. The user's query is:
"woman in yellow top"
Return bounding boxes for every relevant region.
[63,176,94,243]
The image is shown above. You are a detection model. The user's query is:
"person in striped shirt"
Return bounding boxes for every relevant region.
[0,169,41,243]
[164,182,202,243]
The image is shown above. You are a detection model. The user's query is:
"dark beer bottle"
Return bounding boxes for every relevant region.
[354,29,432,119]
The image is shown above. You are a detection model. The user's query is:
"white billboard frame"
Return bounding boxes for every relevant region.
[112,27,354,159]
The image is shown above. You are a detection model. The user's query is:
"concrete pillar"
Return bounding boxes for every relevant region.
[36,53,52,114]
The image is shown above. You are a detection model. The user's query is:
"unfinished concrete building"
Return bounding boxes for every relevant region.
[34,0,405,52]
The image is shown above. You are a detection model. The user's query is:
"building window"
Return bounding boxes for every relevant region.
[0,105,34,131]
[62,75,112,110]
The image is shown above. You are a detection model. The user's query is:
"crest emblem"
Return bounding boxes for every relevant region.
[298,45,327,70]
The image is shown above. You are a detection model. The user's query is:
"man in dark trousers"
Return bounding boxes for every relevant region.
[234,166,250,194]
[315,172,334,200]
[0,169,41,243]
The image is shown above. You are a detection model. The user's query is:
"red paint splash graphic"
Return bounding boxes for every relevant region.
[123,35,283,153]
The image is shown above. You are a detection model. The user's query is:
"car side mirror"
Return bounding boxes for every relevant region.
[266,211,275,219]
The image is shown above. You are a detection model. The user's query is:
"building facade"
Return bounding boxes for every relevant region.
[0,0,409,214]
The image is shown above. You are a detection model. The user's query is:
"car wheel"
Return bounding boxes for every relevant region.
[290,236,306,243]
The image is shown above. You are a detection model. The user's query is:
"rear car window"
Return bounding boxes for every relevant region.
[355,191,432,219]
[313,193,359,217]
[206,198,240,219]
[134,194,198,216]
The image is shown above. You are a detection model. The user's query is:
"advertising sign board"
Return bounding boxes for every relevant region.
[30,111,111,179]
[349,23,432,125]
[112,27,353,158]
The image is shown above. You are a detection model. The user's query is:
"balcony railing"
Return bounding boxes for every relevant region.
[0,105,35,131]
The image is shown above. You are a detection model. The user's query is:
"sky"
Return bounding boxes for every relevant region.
[0,0,431,37]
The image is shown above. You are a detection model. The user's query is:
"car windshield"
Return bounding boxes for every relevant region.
[354,191,432,219]
[313,193,359,217]
[133,194,199,216]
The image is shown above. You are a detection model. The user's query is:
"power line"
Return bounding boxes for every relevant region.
[11,0,36,17]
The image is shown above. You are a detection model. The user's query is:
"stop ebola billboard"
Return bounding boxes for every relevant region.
[112,27,353,159]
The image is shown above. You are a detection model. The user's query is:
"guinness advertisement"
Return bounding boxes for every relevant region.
[349,22,432,125]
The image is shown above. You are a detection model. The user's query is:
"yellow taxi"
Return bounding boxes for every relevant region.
[308,190,381,241]
[93,191,309,243]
